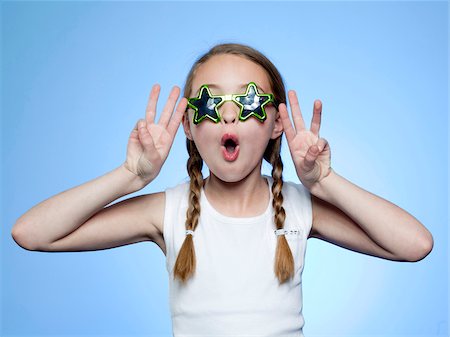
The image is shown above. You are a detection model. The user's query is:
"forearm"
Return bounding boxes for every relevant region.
[12,164,147,247]
[310,169,433,260]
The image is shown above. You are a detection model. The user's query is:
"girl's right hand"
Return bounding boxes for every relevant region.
[123,84,188,185]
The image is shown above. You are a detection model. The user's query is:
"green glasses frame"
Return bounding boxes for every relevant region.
[187,81,277,125]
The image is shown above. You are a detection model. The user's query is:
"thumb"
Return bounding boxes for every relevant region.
[303,144,320,171]
[137,119,156,157]
[317,137,329,153]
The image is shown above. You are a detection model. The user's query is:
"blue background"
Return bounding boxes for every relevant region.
[1,1,448,336]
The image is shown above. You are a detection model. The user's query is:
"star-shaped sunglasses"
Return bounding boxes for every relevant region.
[187,82,277,125]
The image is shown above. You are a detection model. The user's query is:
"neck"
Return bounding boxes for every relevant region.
[203,163,270,217]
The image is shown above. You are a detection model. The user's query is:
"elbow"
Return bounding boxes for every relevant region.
[407,231,434,262]
[11,224,39,251]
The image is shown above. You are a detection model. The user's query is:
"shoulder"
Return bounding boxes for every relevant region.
[152,178,191,235]
[133,191,165,239]
[265,175,311,203]
[280,179,312,208]
[283,179,311,196]
[277,178,313,237]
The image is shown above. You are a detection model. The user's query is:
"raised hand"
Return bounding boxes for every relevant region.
[279,90,332,191]
[123,84,188,185]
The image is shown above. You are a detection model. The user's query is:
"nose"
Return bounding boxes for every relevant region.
[220,101,239,124]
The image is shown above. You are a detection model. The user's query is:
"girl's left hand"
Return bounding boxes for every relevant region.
[278,90,332,191]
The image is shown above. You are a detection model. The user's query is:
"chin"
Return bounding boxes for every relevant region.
[210,172,244,183]
[208,166,258,184]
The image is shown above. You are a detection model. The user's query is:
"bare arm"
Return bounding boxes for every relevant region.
[279,92,433,262]
[11,84,187,252]
[11,164,149,250]
[309,170,433,262]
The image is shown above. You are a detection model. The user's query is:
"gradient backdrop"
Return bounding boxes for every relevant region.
[1,1,448,336]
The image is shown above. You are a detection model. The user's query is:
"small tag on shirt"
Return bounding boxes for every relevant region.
[274,228,303,236]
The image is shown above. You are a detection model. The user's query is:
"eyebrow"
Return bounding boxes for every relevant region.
[199,83,268,95]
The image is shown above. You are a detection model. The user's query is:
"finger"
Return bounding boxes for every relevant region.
[278,103,296,143]
[288,90,306,132]
[316,137,329,152]
[138,119,156,154]
[145,84,161,124]
[310,100,322,136]
[158,86,180,128]
[167,97,188,139]
[129,119,140,141]
[304,144,320,171]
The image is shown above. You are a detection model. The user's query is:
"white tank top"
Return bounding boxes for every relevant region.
[163,175,312,337]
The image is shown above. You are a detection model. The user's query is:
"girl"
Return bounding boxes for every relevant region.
[11,43,434,336]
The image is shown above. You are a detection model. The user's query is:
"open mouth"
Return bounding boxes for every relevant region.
[224,138,237,152]
[221,134,239,150]
[221,133,240,161]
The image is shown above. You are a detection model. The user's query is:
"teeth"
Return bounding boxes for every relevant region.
[226,145,235,153]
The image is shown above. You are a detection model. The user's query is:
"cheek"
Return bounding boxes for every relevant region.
[247,117,274,136]
[190,123,218,152]
[241,122,273,150]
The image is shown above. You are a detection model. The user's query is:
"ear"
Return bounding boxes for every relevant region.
[182,114,193,140]
[270,110,283,139]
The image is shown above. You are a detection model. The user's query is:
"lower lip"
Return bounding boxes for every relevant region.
[222,145,240,162]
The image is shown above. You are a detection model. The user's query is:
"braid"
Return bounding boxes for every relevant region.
[179,43,290,284]
[173,139,203,284]
[268,138,294,284]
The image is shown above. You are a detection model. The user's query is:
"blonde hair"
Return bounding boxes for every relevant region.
[174,43,294,285]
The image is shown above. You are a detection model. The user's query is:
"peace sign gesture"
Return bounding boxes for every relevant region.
[123,84,188,186]
[279,90,332,191]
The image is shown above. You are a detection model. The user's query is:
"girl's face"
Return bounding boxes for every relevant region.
[183,54,283,183]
